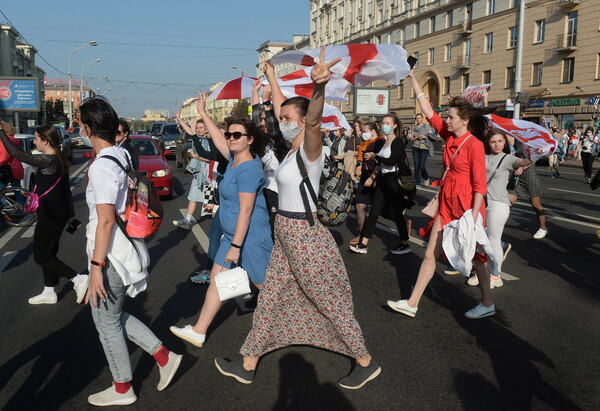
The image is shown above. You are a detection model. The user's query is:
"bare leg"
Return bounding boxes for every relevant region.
[187,201,197,218]
[473,260,493,307]
[407,216,444,307]
[356,354,372,367]
[193,263,224,334]
[243,356,259,370]
[529,196,546,230]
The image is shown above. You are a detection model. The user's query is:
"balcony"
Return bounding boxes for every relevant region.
[556,0,581,7]
[456,55,471,69]
[555,33,577,52]
[458,21,473,36]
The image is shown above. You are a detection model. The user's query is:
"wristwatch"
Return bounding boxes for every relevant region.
[263,100,272,107]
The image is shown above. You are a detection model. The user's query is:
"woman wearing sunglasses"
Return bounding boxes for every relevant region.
[170,92,273,348]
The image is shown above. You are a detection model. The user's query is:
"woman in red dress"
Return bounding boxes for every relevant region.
[387,71,496,319]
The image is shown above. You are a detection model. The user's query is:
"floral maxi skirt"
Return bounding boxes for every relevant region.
[240,213,369,359]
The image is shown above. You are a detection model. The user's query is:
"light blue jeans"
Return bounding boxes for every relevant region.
[91,262,162,383]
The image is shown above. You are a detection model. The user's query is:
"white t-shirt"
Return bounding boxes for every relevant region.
[378,144,397,174]
[86,146,129,220]
[274,144,325,213]
[261,146,279,194]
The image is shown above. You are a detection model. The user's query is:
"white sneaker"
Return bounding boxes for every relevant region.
[467,275,479,286]
[74,275,90,304]
[423,179,430,186]
[490,276,504,289]
[170,325,205,347]
[28,292,57,305]
[533,228,548,239]
[88,384,137,406]
[465,303,496,319]
[173,219,192,230]
[386,299,418,317]
[443,269,460,275]
[157,351,182,391]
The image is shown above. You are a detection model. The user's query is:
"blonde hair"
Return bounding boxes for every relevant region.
[0,121,16,136]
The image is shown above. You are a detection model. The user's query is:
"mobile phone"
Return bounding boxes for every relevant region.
[66,218,81,234]
[407,56,418,69]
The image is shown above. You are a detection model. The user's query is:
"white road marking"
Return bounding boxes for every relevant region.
[0,251,17,272]
[22,226,35,238]
[548,188,600,198]
[0,227,20,251]
[179,209,209,252]
[69,162,89,179]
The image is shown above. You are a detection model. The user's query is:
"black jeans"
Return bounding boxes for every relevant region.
[33,200,77,287]
[581,152,595,179]
[361,173,409,242]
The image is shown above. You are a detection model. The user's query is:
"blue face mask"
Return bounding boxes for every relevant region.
[381,125,393,135]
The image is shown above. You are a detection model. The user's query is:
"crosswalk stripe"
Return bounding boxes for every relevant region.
[179,209,209,253]
[0,227,20,251]
[22,226,35,238]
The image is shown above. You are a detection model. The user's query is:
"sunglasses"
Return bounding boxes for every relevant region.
[224,131,248,140]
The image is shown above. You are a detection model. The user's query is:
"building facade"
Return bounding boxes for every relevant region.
[0,24,46,130]
[309,0,599,129]
[44,79,93,124]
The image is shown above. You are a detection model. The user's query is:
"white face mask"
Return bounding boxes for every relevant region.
[361,132,372,141]
[586,132,593,136]
[279,121,303,143]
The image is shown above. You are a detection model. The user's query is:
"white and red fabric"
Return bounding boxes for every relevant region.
[208,76,258,100]
[266,67,351,101]
[461,84,492,107]
[270,44,411,86]
[487,114,558,160]
[321,103,351,130]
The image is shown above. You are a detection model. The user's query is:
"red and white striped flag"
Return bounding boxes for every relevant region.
[270,44,411,86]
[265,67,351,101]
[488,114,558,159]
[208,76,258,100]
[321,103,351,130]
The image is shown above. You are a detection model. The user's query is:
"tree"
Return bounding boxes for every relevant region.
[231,98,250,119]
[46,98,67,123]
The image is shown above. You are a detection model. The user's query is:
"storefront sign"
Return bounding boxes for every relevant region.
[548,98,580,107]
[353,87,390,116]
[587,96,600,105]
[525,99,545,108]
[0,77,40,111]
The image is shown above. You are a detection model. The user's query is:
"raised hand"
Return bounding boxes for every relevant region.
[262,83,272,101]
[310,46,341,85]
[252,78,262,93]
[196,91,207,114]
[263,60,275,79]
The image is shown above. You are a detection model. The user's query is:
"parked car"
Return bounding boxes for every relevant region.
[175,132,193,169]
[26,125,73,162]
[13,134,37,191]
[129,135,173,198]
[159,123,180,157]
[69,126,85,148]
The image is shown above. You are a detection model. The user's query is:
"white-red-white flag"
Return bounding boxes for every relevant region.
[461,84,492,107]
[270,44,411,86]
[265,67,351,101]
[321,103,351,130]
[208,76,258,100]
[488,114,558,160]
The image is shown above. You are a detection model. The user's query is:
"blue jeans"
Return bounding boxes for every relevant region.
[412,147,430,185]
[91,262,162,383]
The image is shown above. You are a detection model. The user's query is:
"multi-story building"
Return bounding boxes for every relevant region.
[141,109,170,122]
[257,35,311,77]
[44,79,92,121]
[309,0,599,129]
[0,24,46,130]
[178,84,237,125]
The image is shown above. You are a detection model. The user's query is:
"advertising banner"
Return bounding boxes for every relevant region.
[0,77,40,111]
[354,87,389,116]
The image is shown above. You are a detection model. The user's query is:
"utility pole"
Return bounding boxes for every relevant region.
[513,0,525,120]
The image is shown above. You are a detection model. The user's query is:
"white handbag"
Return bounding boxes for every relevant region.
[215,266,251,301]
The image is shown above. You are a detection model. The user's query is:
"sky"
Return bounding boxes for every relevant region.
[0,1,309,118]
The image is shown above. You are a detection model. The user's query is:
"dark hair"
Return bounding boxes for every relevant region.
[228,118,269,158]
[118,118,130,138]
[364,121,381,137]
[79,96,119,144]
[486,128,511,155]
[36,124,69,176]
[196,119,205,125]
[415,113,424,119]
[383,114,403,138]
[448,96,496,143]
[281,96,310,118]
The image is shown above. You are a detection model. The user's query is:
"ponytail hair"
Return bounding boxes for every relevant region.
[449,96,496,143]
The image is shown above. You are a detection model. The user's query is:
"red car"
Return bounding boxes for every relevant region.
[129,135,173,198]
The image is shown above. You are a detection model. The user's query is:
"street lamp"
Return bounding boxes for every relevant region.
[97,88,111,95]
[90,75,108,93]
[232,66,247,76]
[80,58,101,97]
[67,40,97,126]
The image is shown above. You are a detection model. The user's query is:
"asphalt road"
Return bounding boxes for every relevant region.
[0,148,598,410]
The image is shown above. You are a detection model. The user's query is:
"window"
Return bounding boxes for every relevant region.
[428,47,435,65]
[506,66,516,88]
[465,3,473,23]
[445,43,452,62]
[566,11,578,47]
[532,62,543,86]
[562,57,575,83]
[508,26,518,49]
[397,82,404,99]
[534,19,546,43]
[484,33,493,53]
[464,38,471,66]
[486,0,495,15]
[483,70,492,84]
[430,16,435,33]
[443,76,451,95]
[400,27,406,47]
[413,51,419,68]
[462,73,470,89]
[415,21,421,37]
[446,10,453,28]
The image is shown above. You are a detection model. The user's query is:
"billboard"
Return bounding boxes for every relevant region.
[0,77,40,111]
[353,87,390,116]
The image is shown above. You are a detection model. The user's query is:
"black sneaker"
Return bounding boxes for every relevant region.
[214,357,255,384]
[390,244,411,255]
[338,358,382,390]
[349,243,368,254]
